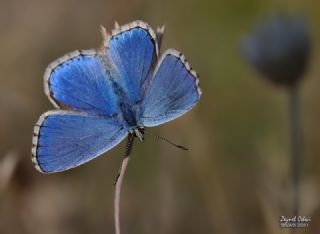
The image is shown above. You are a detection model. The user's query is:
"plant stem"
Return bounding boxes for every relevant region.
[114,134,135,234]
[288,85,303,218]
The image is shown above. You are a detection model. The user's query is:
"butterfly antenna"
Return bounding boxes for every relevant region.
[144,129,188,151]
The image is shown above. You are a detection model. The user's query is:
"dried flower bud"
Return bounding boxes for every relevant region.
[241,13,311,86]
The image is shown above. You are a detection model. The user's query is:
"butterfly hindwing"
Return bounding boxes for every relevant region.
[106,21,158,105]
[32,111,127,173]
[140,49,202,127]
[45,50,119,117]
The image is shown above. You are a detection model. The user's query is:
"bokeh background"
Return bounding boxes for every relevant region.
[0,0,319,233]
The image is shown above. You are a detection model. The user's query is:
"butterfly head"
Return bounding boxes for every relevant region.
[132,127,144,142]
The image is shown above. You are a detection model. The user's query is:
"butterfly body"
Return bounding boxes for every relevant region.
[32,21,201,173]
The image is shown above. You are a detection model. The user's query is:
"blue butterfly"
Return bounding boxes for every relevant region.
[32,21,202,173]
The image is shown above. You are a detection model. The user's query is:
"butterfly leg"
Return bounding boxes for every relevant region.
[114,133,135,185]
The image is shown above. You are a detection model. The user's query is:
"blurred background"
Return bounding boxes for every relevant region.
[0,0,319,233]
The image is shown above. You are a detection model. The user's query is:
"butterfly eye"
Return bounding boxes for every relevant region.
[138,127,144,134]
[133,128,144,142]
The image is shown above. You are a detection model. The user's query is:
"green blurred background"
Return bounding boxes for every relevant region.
[0,0,319,233]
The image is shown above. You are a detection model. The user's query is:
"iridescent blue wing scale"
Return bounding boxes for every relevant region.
[105,21,158,105]
[32,111,127,173]
[140,49,202,127]
[45,50,119,117]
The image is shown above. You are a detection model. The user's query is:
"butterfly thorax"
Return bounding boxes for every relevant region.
[117,98,144,142]
[119,101,137,126]
[107,69,144,131]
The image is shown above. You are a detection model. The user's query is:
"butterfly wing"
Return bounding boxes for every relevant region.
[140,49,202,127]
[45,50,119,117]
[105,21,158,105]
[32,111,127,173]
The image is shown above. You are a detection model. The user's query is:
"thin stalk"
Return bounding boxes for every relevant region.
[114,134,135,234]
[288,85,303,218]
